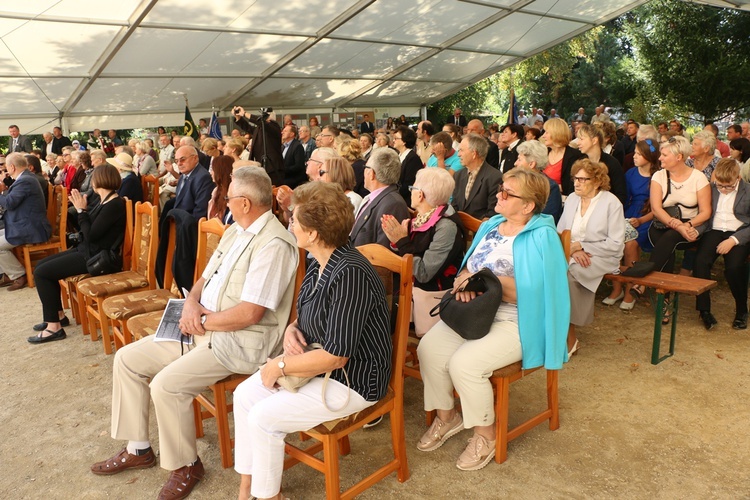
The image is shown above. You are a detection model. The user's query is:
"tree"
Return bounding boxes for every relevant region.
[624,0,750,122]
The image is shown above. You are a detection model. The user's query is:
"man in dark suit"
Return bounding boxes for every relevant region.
[8,125,32,153]
[233,106,284,186]
[359,113,375,134]
[281,124,306,189]
[447,107,467,128]
[172,146,215,221]
[0,153,52,290]
[451,134,503,220]
[51,126,72,155]
[393,126,423,203]
[499,124,524,173]
[350,148,410,248]
[467,119,499,169]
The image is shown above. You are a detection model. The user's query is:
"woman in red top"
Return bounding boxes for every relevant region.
[541,118,583,193]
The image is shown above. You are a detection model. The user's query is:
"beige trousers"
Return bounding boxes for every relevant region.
[418,319,522,428]
[110,334,233,470]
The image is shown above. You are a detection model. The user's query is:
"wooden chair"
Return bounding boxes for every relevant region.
[104,218,179,350]
[193,246,307,469]
[141,175,160,209]
[283,244,412,499]
[17,185,67,287]
[60,198,133,328]
[76,202,158,354]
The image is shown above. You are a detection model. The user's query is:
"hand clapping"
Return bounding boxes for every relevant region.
[69,189,87,210]
[380,214,408,244]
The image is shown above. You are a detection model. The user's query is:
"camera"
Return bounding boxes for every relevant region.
[233,106,242,115]
[66,232,84,247]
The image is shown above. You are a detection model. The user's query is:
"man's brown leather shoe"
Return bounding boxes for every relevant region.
[157,457,205,500]
[0,274,13,287]
[90,447,157,475]
[7,275,27,291]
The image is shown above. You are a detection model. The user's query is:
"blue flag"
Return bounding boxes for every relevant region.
[208,112,222,140]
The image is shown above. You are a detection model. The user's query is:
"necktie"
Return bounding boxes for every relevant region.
[465,171,476,199]
[12,138,17,151]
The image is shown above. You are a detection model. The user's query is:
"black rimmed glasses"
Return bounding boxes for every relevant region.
[716,181,738,191]
[573,176,592,183]
[408,185,422,192]
[224,195,247,202]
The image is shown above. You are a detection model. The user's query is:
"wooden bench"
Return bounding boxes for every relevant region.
[604,267,717,364]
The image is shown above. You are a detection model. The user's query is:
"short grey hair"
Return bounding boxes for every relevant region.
[516,140,549,170]
[464,133,489,160]
[136,141,151,153]
[180,136,197,148]
[90,149,107,162]
[119,145,135,157]
[231,166,273,207]
[314,147,339,163]
[369,148,401,185]
[636,124,659,143]
[6,152,27,169]
[414,167,455,206]
[692,130,716,154]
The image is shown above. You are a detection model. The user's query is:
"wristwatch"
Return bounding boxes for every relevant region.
[277,356,286,376]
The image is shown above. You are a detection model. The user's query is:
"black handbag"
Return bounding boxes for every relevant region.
[429,268,503,340]
[86,247,123,276]
[621,261,656,278]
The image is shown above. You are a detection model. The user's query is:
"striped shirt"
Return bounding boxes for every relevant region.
[297,245,392,401]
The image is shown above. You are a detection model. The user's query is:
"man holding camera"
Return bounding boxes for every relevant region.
[232,106,284,186]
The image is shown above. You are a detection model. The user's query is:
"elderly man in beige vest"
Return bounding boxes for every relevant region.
[91,166,299,500]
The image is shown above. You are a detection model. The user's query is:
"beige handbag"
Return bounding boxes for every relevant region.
[273,343,351,412]
[412,287,447,337]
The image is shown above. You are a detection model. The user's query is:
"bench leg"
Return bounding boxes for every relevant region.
[651,292,678,365]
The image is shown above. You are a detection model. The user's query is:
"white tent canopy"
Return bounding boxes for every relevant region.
[2,0,662,134]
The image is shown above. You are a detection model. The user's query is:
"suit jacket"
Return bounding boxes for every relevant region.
[282,139,307,189]
[499,141,521,173]
[0,170,51,245]
[10,135,32,153]
[600,152,627,206]
[398,149,424,203]
[350,185,410,247]
[302,138,316,161]
[560,146,586,196]
[235,114,284,186]
[359,121,375,134]
[708,180,750,244]
[51,135,73,155]
[485,139,500,170]
[118,173,143,204]
[174,164,215,221]
[451,162,503,220]
[446,115,467,127]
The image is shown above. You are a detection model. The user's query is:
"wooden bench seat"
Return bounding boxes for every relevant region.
[604,266,717,364]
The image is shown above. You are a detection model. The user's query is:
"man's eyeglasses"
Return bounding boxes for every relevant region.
[408,185,422,192]
[573,176,592,184]
[176,155,196,163]
[224,195,247,202]
[716,181,738,191]
[498,187,523,200]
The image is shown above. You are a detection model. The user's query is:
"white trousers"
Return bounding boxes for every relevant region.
[0,229,24,279]
[233,371,374,499]
[418,320,522,428]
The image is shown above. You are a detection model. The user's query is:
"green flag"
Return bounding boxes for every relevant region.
[184,105,199,140]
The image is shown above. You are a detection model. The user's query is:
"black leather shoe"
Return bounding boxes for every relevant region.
[699,311,718,331]
[27,328,67,344]
[733,313,748,330]
[33,316,71,332]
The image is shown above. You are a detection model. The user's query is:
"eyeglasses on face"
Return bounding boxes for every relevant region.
[716,181,738,190]
[176,155,196,163]
[573,176,592,183]
[306,159,322,166]
[408,185,422,192]
[224,195,247,202]
[498,187,523,200]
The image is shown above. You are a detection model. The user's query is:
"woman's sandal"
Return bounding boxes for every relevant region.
[631,285,645,300]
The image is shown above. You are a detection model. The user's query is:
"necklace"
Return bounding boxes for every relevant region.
[670,180,684,190]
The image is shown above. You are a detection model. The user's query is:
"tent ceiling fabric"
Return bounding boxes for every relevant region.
[1,0,655,132]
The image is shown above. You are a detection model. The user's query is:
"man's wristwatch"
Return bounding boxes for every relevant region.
[277,356,286,376]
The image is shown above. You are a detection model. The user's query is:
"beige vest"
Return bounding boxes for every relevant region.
[204,215,298,374]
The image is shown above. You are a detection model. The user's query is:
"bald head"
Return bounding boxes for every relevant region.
[175,145,199,175]
[466,119,485,135]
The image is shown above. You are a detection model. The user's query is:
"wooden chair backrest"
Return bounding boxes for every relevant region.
[130,202,159,288]
[559,229,571,261]
[356,244,413,392]
[194,217,228,282]
[52,186,68,250]
[457,211,481,250]
[122,198,134,270]
[46,183,55,220]
[288,247,307,324]
[141,175,160,208]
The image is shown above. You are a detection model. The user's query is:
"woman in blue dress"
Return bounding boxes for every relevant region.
[603,139,659,309]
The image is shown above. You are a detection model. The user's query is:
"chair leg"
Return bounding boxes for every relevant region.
[193,399,205,438]
[338,436,351,456]
[85,295,98,342]
[322,435,341,500]
[113,320,124,351]
[60,283,70,310]
[494,376,511,464]
[98,297,113,355]
[391,405,410,482]
[547,370,560,431]
[23,247,34,287]
[214,384,234,469]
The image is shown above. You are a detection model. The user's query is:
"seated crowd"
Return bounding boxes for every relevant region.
[3,107,750,498]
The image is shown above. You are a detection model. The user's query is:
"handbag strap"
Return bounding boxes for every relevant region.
[308,343,351,412]
[662,171,671,204]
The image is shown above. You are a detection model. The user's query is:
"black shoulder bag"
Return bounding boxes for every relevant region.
[651,171,696,230]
